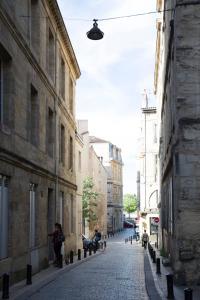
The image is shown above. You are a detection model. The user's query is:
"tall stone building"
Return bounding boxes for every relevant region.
[76,120,107,238]
[75,130,84,250]
[0,0,80,284]
[155,0,200,284]
[90,138,123,233]
[137,104,159,240]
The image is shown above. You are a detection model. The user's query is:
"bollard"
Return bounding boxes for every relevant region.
[150,247,153,259]
[152,250,156,263]
[60,254,63,268]
[184,288,193,300]
[149,247,153,258]
[84,249,87,258]
[104,241,107,248]
[78,249,81,261]
[156,258,161,274]
[89,248,92,256]
[166,274,174,299]
[70,250,74,264]
[131,238,132,245]
[26,264,32,285]
[2,274,9,299]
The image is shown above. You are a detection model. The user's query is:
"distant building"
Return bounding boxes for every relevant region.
[77,120,107,237]
[137,105,159,240]
[0,0,80,283]
[90,137,123,233]
[75,131,84,250]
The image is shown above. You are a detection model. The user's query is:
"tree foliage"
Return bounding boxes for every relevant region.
[123,194,137,217]
[82,177,98,222]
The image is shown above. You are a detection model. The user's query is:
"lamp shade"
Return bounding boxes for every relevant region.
[87,19,104,40]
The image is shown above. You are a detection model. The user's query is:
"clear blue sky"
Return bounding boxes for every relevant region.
[58,0,157,194]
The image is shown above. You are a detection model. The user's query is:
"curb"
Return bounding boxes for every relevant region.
[10,251,103,300]
[144,249,164,300]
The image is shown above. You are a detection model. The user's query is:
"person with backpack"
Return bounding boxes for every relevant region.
[93,229,101,250]
[48,223,65,267]
[141,230,149,249]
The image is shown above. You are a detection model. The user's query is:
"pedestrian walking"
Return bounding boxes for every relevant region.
[48,223,65,267]
[141,230,149,249]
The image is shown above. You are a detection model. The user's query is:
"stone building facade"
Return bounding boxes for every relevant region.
[155,0,200,284]
[75,131,84,250]
[76,120,107,238]
[90,138,123,233]
[0,0,80,284]
[137,105,159,240]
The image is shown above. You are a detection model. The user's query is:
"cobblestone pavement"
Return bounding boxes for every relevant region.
[28,230,149,300]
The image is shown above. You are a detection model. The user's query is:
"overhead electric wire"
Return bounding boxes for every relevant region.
[65,8,174,22]
[19,8,173,22]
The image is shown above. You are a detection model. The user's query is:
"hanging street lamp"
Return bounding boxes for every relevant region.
[86,19,104,40]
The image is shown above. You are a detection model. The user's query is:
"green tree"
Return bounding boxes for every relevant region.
[123,194,137,218]
[82,177,98,223]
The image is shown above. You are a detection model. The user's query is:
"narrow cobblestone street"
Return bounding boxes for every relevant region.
[28,230,149,300]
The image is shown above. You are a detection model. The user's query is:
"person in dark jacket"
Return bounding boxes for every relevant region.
[93,229,101,250]
[48,223,64,267]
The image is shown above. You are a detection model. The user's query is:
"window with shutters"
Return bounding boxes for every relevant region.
[0,47,12,127]
[60,57,65,99]
[69,77,73,114]
[69,136,73,171]
[30,0,40,56]
[30,85,39,146]
[60,124,65,164]
[46,107,54,157]
[70,194,74,233]
[59,191,64,227]
[0,175,9,260]
[46,27,55,81]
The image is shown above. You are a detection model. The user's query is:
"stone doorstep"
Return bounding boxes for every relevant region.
[9,251,103,300]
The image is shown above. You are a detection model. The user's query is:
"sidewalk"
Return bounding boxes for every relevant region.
[8,249,103,300]
[146,244,200,299]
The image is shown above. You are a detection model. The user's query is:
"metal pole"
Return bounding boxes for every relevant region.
[26,264,32,285]
[78,249,81,260]
[70,250,74,264]
[166,274,174,299]
[184,288,193,300]
[2,274,9,299]
[59,254,63,268]
[156,258,161,274]
[84,249,87,258]
[152,250,156,263]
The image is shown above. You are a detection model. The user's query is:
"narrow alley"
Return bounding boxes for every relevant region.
[23,230,149,300]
